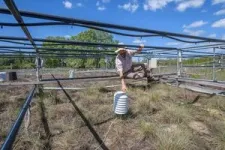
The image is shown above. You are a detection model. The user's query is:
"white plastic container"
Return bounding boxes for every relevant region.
[0,72,6,82]
[69,70,75,78]
[113,91,128,115]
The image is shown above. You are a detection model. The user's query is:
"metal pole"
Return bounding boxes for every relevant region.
[1,86,36,150]
[1,8,225,43]
[213,47,216,81]
[4,0,40,81]
[177,50,180,77]
[179,49,182,77]
[36,55,40,81]
[147,58,150,69]
[221,54,224,68]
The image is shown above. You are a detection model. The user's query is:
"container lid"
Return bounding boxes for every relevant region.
[114,91,126,96]
[115,91,125,94]
[119,95,128,99]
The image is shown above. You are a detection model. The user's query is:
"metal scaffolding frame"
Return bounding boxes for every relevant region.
[1,0,225,149]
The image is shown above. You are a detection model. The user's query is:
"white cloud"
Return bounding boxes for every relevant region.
[214,9,225,15]
[212,0,225,5]
[102,0,110,3]
[76,3,83,7]
[183,20,208,28]
[118,0,139,13]
[143,0,205,12]
[208,33,217,38]
[97,1,108,11]
[133,39,147,44]
[166,42,181,46]
[212,18,225,28]
[63,0,72,9]
[143,0,173,11]
[183,29,205,36]
[176,0,205,12]
[98,6,106,11]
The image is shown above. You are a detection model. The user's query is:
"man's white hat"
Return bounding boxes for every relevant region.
[115,48,127,53]
[115,42,127,53]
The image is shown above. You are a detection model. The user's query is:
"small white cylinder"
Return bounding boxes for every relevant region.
[113,91,128,115]
[69,70,75,78]
[0,72,7,82]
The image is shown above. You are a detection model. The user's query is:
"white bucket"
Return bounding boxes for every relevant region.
[113,91,128,115]
[69,70,75,78]
[0,72,6,82]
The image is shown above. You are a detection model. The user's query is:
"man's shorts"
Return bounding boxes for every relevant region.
[123,64,146,79]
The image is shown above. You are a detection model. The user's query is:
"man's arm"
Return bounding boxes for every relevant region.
[119,70,127,92]
[128,44,144,55]
[116,57,127,92]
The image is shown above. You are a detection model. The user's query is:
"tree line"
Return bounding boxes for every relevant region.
[0,29,218,70]
[0,29,118,69]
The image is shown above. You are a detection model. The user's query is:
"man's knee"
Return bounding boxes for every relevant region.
[133,73,144,79]
[133,74,141,79]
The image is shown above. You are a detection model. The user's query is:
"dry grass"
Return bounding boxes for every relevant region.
[1,80,225,149]
[155,126,194,150]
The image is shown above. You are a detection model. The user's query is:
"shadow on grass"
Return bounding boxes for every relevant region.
[99,87,116,93]
[114,109,137,120]
[51,74,109,150]
[187,93,216,104]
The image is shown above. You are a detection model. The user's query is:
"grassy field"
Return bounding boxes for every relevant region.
[186,68,225,81]
[1,82,225,150]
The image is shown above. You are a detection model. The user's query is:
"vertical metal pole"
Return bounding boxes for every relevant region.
[213,47,216,81]
[177,50,180,77]
[179,49,182,77]
[105,56,108,70]
[35,54,42,81]
[221,54,224,68]
[159,65,161,74]
[36,58,39,81]
[106,58,108,70]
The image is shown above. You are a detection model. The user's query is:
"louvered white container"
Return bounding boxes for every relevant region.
[113,91,128,115]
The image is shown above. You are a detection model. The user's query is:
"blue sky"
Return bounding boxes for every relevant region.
[1,0,225,48]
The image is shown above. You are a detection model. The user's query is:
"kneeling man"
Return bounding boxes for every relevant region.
[115,44,153,92]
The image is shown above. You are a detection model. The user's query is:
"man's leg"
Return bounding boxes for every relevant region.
[131,63,148,77]
[132,64,156,83]
[126,72,143,79]
[147,68,156,83]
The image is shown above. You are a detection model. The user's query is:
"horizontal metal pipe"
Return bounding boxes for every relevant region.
[0,36,176,50]
[0,46,115,53]
[182,43,225,50]
[183,65,222,68]
[43,84,121,90]
[3,0,38,53]
[0,8,224,42]
[1,86,36,150]
[41,75,119,81]
[0,22,161,38]
[179,77,225,83]
[0,22,213,44]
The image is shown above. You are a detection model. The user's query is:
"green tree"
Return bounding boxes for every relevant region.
[42,29,118,68]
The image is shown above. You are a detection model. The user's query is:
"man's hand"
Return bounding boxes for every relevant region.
[137,44,144,53]
[140,44,144,48]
